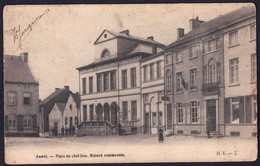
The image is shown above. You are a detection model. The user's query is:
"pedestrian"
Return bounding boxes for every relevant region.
[65,126,68,136]
[61,126,65,137]
[72,125,75,136]
[69,126,72,136]
[158,128,164,143]
[206,117,211,138]
[52,126,55,136]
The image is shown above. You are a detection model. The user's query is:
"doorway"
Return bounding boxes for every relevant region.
[207,100,216,131]
[144,113,149,134]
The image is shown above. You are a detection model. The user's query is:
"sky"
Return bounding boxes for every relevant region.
[3,3,250,99]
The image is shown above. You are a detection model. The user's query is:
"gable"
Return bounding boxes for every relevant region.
[94,30,117,45]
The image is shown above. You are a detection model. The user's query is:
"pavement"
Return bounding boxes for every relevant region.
[4,134,258,164]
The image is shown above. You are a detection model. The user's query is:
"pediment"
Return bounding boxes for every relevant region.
[94,30,117,45]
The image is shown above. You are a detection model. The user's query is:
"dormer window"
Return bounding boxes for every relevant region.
[101,49,110,58]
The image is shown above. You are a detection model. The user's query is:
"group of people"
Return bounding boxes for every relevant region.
[52,125,76,137]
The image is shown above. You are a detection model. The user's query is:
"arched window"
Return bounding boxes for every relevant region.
[101,49,110,58]
[208,59,217,83]
[166,70,172,92]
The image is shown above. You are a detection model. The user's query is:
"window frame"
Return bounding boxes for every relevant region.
[82,77,86,94]
[177,103,184,123]
[156,61,161,78]
[131,100,137,121]
[103,73,109,91]
[130,68,137,88]
[231,98,240,124]
[23,92,32,106]
[250,24,256,40]
[110,71,116,90]
[150,63,154,80]
[166,70,172,92]
[97,74,102,92]
[190,101,199,123]
[176,51,183,63]
[190,68,197,90]
[122,69,127,89]
[251,54,257,82]
[229,31,239,47]
[122,101,128,121]
[7,91,17,106]
[176,72,183,92]
[229,58,239,85]
[89,76,93,93]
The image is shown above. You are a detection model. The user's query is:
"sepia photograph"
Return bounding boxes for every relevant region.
[3,3,257,164]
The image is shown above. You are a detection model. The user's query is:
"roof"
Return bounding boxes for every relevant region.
[41,88,80,115]
[4,55,38,84]
[55,102,66,113]
[95,29,165,47]
[165,5,256,49]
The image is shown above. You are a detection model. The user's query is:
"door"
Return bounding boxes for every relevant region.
[111,107,117,125]
[166,104,172,129]
[17,114,24,131]
[144,113,149,134]
[207,100,216,131]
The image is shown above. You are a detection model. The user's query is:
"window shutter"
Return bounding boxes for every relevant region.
[5,115,8,131]
[183,103,186,124]
[239,96,244,123]
[204,65,207,84]
[173,104,176,124]
[32,114,37,129]
[197,101,201,124]
[224,98,230,123]
[217,62,221,84]
[186,102,190,124]
[245,96,252,123]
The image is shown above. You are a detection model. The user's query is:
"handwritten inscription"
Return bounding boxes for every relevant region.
[216,150,237,156]
[11,9,50,53]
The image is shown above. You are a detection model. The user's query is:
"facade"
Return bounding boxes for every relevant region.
[164,5,256,137]
[76,30,164,135]
[141,51,165,134]
[40,86,80,133]
[4,53,40,136]
[223,7,257,137]
[49,94,80,134]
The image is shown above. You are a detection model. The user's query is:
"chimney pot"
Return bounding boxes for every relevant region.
[177,28,185,40]
[147,36,154,40]
[55,88,60,91]
[190,16,204,30]
[64,86,69,90]
[20,52,28,62]
[120,30,129,36]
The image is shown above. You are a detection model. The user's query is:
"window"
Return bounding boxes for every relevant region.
[75,117,78,125]
[253,96,257,122]
[158,91,162,102]
[229,58,239,84]
[250,25,256,40]
[190,101,198,123]
[143,94,148,104]
[122,101,128,121]
[23,92,31,105]
[150,63,154,80]
[89,77,93,93]
[190,68,197,90]
[166,53,171,64]
[229,31,238,46]
[158,112,163,125]
[90,104,94,121]
[83,105,87,121]
[209,59,217,83]
[65,117,68,126]
[110,71,116,90]
[131,101,137,121]
[152,112,156,126]
[202,37,220,53]
[176,72,182,92]
[8,92,16,106]
[82,78,86,94]
[177,103,183,123]
[122,70,127,89]
[131,68,136,88]
[69,104,72,111]
[143,66,147,82]
[101,49,110,58]
[8,115,16,129]
[251,54,257,82]
[23,115,32,128]
[176,51,182,62]
[97,74,102,92]
[70,117,73,126]
[157,61,161,78]
[231,98,240,124]
[189,46,198,59]
[166,70,172,92]
[103,73,109,91]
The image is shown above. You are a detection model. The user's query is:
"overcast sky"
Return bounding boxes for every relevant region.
[3,3,250,99]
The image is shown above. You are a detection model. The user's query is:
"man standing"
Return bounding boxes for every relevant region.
[206,116,211,138]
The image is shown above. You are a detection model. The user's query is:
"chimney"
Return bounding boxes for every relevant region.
[120,30,129,36]
[64,86,69,90]
[189,16,204,30]
[20,52,28,63]
[55,88,60,91]
[177,28,185,39]
[147,36,154,40]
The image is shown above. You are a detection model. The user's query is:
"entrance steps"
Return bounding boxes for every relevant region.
[76,121,116,136]
[194,131,224,138]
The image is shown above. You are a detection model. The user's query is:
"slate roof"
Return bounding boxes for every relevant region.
[96,29,165,46]
[41,88,80,115]
[165,5,256,49]
[55,102,66,113]
[4,55,38,84]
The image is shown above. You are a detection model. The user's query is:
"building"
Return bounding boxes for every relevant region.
[164,5,256,137]
[141,51,165,134]
[40,86,80,134]
[223,5,256,137]
[4,53,40,136]
[48,93,80,135]
[76,30,164,135]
